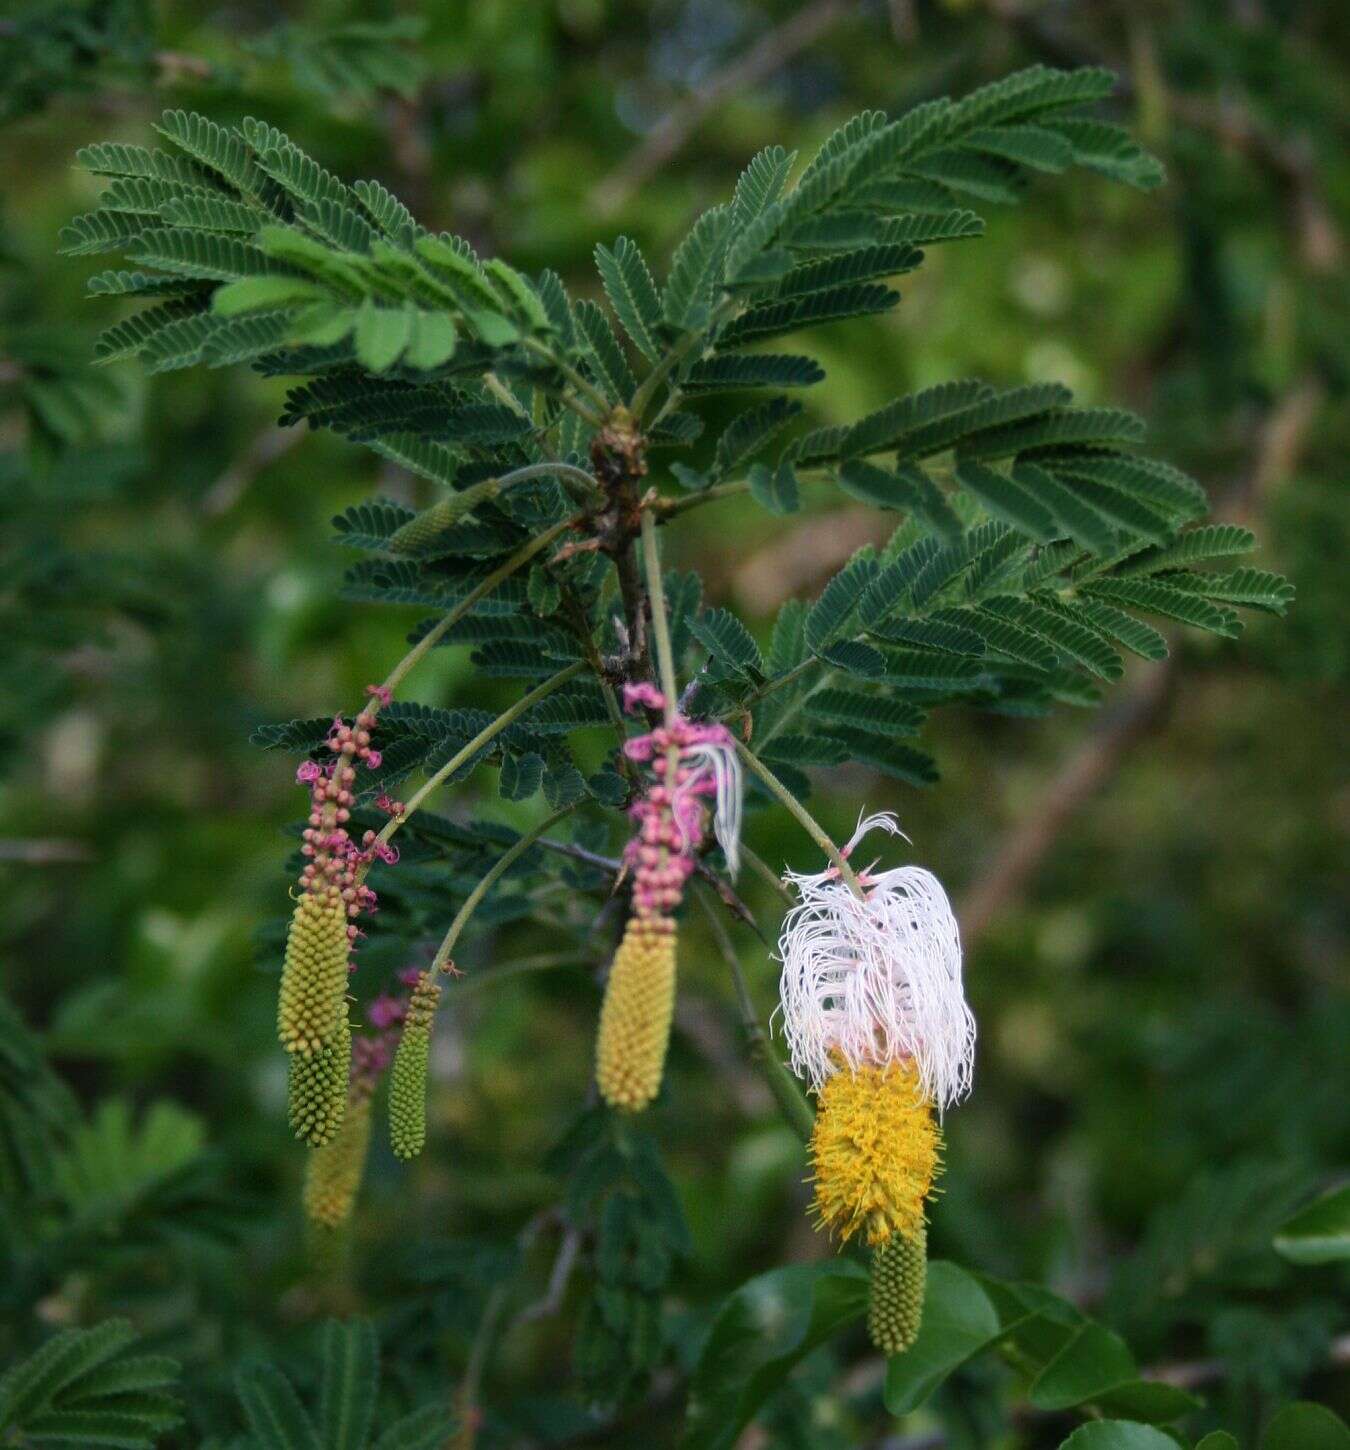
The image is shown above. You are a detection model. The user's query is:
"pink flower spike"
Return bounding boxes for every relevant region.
[398,966,423,986]
[365,683,393,707]
[296,760,322,784]
[623,734,656,762]
[622,681,665,714]
[365,750,383,770]
[373,841,399,865]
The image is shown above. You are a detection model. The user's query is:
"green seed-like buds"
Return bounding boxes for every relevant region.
[867,1222,927,1356]
[388,969,441,1160]
[302,1090,372,1228]
[387,480,497,555]
[278,890,350,1056]
[288,1013,352,1147]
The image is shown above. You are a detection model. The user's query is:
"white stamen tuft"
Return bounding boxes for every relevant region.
[776,813,974,1110]
[679,740,743,878]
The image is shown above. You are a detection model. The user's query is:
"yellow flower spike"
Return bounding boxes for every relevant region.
[287,1013,352,1147]
[810,1060,941,1246]
[868,1221,928,1355]
[595,916,677,1112]
[388,968,442,1160]
[302,1088,373,1229]
[277,890,350,1056]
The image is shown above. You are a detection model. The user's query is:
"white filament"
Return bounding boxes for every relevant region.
[776,812,975,1110]
[678,740,743,878]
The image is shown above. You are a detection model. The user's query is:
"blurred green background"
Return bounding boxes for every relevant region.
[1,1,1346,1445]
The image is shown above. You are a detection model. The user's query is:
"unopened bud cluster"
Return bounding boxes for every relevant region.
[868,1221,927,1355]
[389,967,443,1160]
[620,687,736,918]
[295,691,398,945]
[281,687,401,1146]
[302,1089,374,1229]
[298,967,422,1225]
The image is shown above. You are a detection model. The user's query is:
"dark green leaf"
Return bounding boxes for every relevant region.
[883,1262,1002,1414]
[681,1261,868,1450]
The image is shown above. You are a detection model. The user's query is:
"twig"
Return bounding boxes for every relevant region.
[697,886,815,1141]
[453,1281,509,1450]
[512,1222,581,1327]
[957,664,1175,946]
[431,806,578,970]
[449,952,596,995]
[741,844,795,906]
[589,0,855,216]
[529,825,766,939]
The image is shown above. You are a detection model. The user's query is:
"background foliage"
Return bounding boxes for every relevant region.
[0,2,1345,1447]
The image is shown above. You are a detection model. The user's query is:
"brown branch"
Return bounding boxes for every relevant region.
[958,662,1176,945]
[529,829,765,940]
[589,0,856,217]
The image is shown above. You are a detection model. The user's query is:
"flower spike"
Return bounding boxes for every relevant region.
[778,812,974,1111]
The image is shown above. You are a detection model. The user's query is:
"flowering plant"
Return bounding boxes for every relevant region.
[65,60,1297,1442]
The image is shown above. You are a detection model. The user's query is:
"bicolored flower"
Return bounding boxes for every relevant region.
[778,813,974,1111]
[776,812,974,1354]
[593,691,744,1112]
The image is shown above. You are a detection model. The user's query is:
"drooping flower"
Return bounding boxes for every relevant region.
[277,891,350,1056]
[287,1013,352,1147]
[389,967,443,1159]
[595,916,677,1111]
[593,693,744,1112]
[776,812,974,1355]
[302,1089,374,1229]
[778,813,974,1110]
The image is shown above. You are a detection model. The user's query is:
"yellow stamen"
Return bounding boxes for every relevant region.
[810,1059,941,1246]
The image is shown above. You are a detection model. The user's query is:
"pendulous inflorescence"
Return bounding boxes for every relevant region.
[279,691,399,1141]
[593,684,741,1112]
[388,966,443,1160]
[778,813,973,1354]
